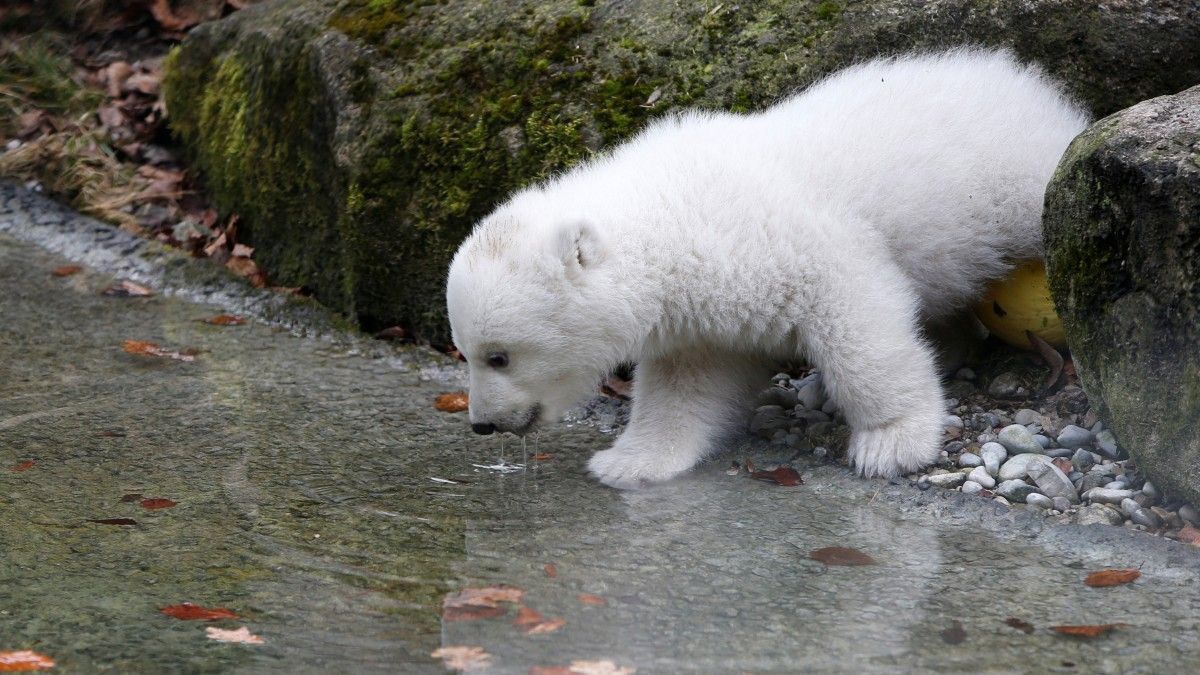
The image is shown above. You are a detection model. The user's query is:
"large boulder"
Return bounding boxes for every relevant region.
[164,0,1200,342]
[1044,85,1200,504]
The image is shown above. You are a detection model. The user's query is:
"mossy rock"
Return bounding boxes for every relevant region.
[164,0,1200,342]
[1043,84,1200,504]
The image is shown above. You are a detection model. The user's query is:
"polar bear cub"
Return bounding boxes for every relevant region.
[445,48,1089,488]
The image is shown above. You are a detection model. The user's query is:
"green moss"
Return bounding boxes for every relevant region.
[814,1,842,21]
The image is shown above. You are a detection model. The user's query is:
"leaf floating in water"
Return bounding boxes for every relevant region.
[122,340,195,362]
[1084,569,1141,587]
[435,392,469,413]
[205,626,264,644]
[0,650,56,671]
[430,646,491,672]
[543,563,558,579]
[51,265,82,277]
[8,460,34,473]
[577,593,607,607]
[88,518,138,526]
[940,620,967,644]
[513,606,565,635]
[531,453,554,461]
[750,466,803,487]
[160,602,239,621]
[442,585,524,622]
[203,314,246,326]
[102,280,153,297]
[1005,617,1035,634]
[140,498,177,510]
[1051,623,1128,638]
[809,546,876,566]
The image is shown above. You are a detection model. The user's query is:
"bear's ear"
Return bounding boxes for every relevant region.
[553,219,605,280]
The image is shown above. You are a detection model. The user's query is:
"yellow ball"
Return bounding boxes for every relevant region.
[973,260,1067,350]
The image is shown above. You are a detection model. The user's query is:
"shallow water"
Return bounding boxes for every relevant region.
[3,190,1200,673]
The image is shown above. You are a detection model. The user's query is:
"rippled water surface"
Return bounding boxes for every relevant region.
[3,197,1200,673]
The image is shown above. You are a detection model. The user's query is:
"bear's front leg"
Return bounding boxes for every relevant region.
[587,351,767,489]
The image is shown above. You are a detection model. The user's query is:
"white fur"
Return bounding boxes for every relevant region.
[445,48,1089,488]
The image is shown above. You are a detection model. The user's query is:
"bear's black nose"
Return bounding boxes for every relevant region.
[471,422,496,435]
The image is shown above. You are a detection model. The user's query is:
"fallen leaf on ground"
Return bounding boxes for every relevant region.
[435,392,469,413]
[1084,569,1141,588]
[809,546,876,566]
[160,603,238,621]
[543,563,557,578]
[203,314,246,326]
[1178,525,1200,546]
[0,650,55,671]
[940,620,966,644]
[51,265,82,277]
[1052,458,1073,474]
[140,498,177,510]
[750,466,803,486]
[577,593,607,607]
[513,606,565,634]
[205,626,264,644]
[88,518,138,526]
[531,453,554,461]
[9,461,34,473]
[442,585,524,621]
[225,256,268,287]
[1051,623,1127,638]
[102,280,154,297]
[1005,617,1035,634]
[122,340,195,362]
[430,646,490,671]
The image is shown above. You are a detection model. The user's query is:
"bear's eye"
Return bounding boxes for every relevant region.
[486,351,509,368]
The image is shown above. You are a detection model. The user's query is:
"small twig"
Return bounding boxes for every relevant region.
[1026,330,1065,394]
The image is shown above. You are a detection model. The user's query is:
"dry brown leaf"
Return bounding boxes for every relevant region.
[0,650,55,671]
[104,61,133,98]
[225,256,267,287]
[9,460,34,473]
[430,646,491,671]
[102,280,153,297]
[141,498,177,510]
[577,593,607,607]
[435,392,469,413]
[1084,569,1141,587]
[442,585,524,621]
[123,72,161,96]
[1052,458,1073,474]
[809,546,876,566]
[531,453,554,461]
[513,606,565,634]
[750,466,803,487]
[543,563,557,578]
[148,0,201,31]
[51,265,82,277]
[1051,623,1127,638]
[1177,525,1200,546]
[160,603,238,621]
[205,626,265,644]
[231,243,254,258]
[122,340,195,362]
[203,314,246,326]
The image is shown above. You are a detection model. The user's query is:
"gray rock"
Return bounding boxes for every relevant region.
[998,424,1043,455]
[1142,481,1161,502]
[958,452,982,468]
[927,472,967,489]
[1075,504,1125,526]
[1028,461,1080,503]
[1013,409,1041,426]
[1085,488,1137,505]
[1056,425,1094,450]
[998,453,1054,482]
[997,479,1039,503]
[944,414,964,429]
[944,441,966,454]
[978,433,997,444]
[1070,448,1096,472]
[1121,498,1142,517]
[756,386,798,408]
[1044,447,1074,459]
[1034,434,1053,449]
[968,466,996,489]
[962,481,984,496]
[1026,493,1055,509]
[795,409,831,426]
[987,372,1025,399]
[1104,478,1129,490]
[821,397,839,416]
[796,380,825,411]
[1053,496,1073,512]
[1179,504,1200,526]
[981,442,1008,477]
[1094,430,1121,458]
[1131,508,1162,529]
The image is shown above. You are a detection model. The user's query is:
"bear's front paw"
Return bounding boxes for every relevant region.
[848,413,940,478]
[587,440,701,490]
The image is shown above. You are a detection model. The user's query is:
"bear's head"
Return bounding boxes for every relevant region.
[446,201,630,436]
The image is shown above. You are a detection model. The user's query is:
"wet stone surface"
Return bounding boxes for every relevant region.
[4,189,1200,672]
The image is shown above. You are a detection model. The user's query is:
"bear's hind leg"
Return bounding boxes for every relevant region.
[587,350,767,489]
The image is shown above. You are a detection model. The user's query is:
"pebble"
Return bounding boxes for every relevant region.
[998,453,1054,482]
[812,446,828,458]
[1027,462,1079,503]
[1052,496,1073,512]
[927,472,967,489]
[1121,498,1142,517]
[1056,425,1094,450]
[1142,481,1160,502]
[1026,493,1054,509]
[997,479,1038,502]
[1085,488,1137,505]
[1070,448,1095,472]
[987,372,1024,398]
[981,442,1008,477]
[1105,479,1129,490]
[1131,508,1162,529]
[958,452,982,468]
[796,380,825,410]
[968,466,996,489]
[962,481,984,496]
[993,496,1011,506]
[997,424,1043,455]
[1078,472,1111,494]
[1179,504,1200,525]
[1094,430,1121,458]
[1034,434,1053,449]
[1076,504,1125,526]
[944,414,964,429]
[1013,409,1041,426]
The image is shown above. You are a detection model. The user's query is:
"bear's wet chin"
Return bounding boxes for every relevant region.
[502,403,542,436]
